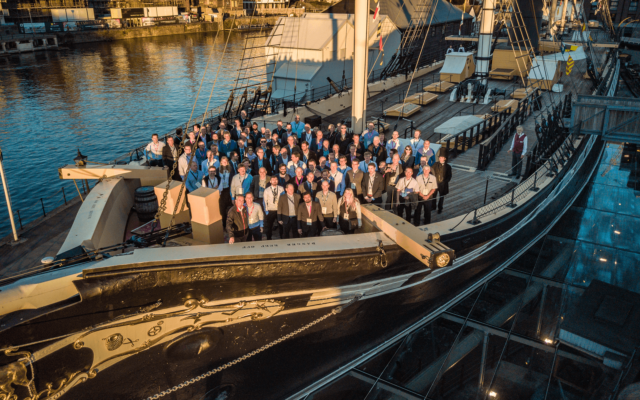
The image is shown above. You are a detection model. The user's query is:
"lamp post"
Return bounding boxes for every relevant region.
[0,147,19,242]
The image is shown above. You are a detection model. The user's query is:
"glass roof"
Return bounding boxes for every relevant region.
[302,143,640,400]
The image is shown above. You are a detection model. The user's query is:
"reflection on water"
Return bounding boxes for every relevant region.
[0,31,259,237]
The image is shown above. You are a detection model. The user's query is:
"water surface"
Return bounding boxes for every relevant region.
[0,31,253,237]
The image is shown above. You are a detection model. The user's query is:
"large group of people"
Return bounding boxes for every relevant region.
[145,112,452,243]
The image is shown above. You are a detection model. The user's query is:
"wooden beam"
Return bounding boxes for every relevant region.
[360,204,455,269]
[59,164,168,187]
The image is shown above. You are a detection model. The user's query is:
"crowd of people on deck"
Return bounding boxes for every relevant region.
[144,111,452,243]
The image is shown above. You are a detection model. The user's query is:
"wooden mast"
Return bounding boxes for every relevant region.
[351,0,369,134]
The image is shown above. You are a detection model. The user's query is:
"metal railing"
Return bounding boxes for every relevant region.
[10,181,89,231]
[476,93,539,170]
[437,111,509,160]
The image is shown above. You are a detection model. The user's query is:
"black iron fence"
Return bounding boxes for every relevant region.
[476,94,539,170]
[437,111,509,160]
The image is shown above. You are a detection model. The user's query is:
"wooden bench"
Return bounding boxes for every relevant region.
[491,99,519,113]
[424,81,456,93]
[406,92,439,106]
[384,103,421,117]
[489,67,519,81]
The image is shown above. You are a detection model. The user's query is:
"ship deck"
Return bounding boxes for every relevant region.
[318,49,606,225]
[0,49,607,280]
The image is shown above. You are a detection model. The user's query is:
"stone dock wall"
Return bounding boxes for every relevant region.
[59,17,281,45]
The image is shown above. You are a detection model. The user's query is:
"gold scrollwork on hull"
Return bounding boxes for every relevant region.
[25,298,284,400]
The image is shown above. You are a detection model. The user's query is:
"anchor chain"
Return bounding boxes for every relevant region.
[376,240,388,268]
[146,296,362,400]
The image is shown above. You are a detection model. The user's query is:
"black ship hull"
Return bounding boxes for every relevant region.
[0,136,603,400]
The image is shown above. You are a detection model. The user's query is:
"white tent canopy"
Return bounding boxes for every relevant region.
[528,59,559,81]
[434,116,484,136]
[440,53,474,74]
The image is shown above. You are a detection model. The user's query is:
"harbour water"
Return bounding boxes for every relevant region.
[0,31,254,238]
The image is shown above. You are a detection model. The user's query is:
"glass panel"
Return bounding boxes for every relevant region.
[378,318,463,395]
[306,373,374,400]
[464,273,528,324]
[531,236,575,280]
[357,342,403,377]
[428,330,508,399]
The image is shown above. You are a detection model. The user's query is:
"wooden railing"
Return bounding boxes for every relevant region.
[476,93,539,170]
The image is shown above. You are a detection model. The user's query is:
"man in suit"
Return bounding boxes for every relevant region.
[310,131,324,153]
[431,154,452,214]
[297,192,325,237]
[285,135,302,158]
[251,147,272,175]
[162,136,181,180]
[301,124,314,146]
[239,110,250,128]
[273,120,287,138]
[368,136,387,165]
[345,159,364,201]
[336,125,352,155]
[362,163,385,205]
[277,183,301,238]
[299,141,316,165]
[298,171,318,198]
[227,195,249,244]
[249,167,271,206]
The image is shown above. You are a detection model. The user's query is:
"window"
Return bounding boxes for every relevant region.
[630,1,638,11]
[610,0,617,10]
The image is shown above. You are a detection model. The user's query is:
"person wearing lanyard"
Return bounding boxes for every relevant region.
[409,129,424,155]
[291,115,305,136]
[251,147,271,176]
[249,167,270,206]
[263,176,284,240]
[315,180,338,229]
[367,136,387,165]
[195,141,207,166]
[395,168,419,221]
[145,133,165,167]
[386,131,401,153]
[299,171,318,198]
[277,183,301,239]
[417,140,436,167]
[358,151,377,173]
[336,188,362,234]
[346,159,364,202]
[328,161,345,196]
[201,150,220,173]
[362,123,379,149]
[384,154,403,210]
[414,165,438,225]
[302,124,314,145]
[185,161,203,194]
[218,157,234,228]
[202,166,219,189]
[230,164,253,201]
[227,195,249,243]
[244,192,264,241]
[296,192,325,237]
[286,153,306,178]
[362,163,384,205]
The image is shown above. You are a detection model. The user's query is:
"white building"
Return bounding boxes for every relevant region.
[265,13,401,101]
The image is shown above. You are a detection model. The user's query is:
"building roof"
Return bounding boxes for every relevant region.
[324,0,472,30]
[560,279,640,356]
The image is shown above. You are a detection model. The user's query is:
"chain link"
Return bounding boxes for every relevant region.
[146,297,360,400]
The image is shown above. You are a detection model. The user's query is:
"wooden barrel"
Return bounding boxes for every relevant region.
[134,186,158,222]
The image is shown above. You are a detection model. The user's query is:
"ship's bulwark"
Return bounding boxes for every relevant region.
[0,137,602,400]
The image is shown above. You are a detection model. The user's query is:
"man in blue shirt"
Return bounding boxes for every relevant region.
[185,161,203,193]
[219,131,238,159]
[291,115,305,137]
[417,140,436,166]
[362,123,379,149]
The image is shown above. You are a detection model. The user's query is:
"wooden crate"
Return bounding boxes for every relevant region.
[491,99,519,113]
[406,92,439,106]
[384,103,422,117]
[424,81,456,93]
[511,87,536,100]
